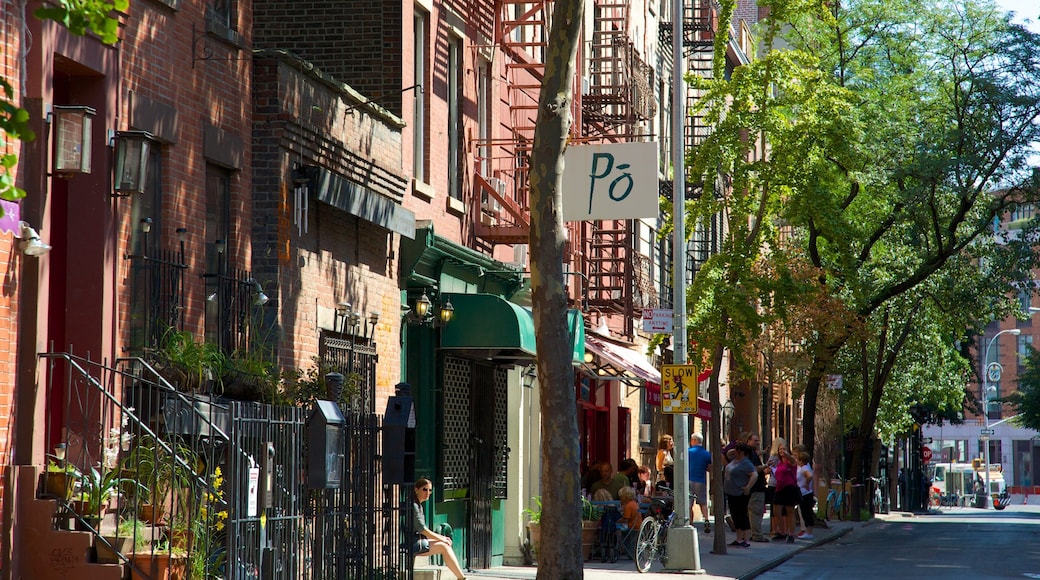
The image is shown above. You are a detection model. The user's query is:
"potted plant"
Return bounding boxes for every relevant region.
[151,328,226,393]
[222,348,279,402]
[122,435,198,525]
[43,458,78,501]
[521,496,542,558]
[130,540,188,580]
[74,466,144,531]
[97,517,150,564]
[580,496,605,561]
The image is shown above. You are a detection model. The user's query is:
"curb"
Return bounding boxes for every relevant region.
[736,525,857,580]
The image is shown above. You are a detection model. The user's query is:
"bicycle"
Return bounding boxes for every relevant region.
[634,496,675,573]
[826,478,848,521]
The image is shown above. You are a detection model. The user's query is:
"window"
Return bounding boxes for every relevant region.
[1019,334,1034,359]
[212,0,233,28]
[413,10,429,184]
[204,164,232,347]
[447,35,463,201]
[1020,289,1031,312]
[1010,203,1035,223]
[128,146,164,351]
[476,59,491,179]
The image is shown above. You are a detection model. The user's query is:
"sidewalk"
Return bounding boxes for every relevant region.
[465,516,875,580]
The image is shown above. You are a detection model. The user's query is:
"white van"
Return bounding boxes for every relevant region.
[931,462,1006,506]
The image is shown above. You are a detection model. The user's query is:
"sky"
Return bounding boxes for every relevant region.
[994,0,1040,32]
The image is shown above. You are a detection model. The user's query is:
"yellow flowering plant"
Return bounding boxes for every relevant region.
[189,466,229,578]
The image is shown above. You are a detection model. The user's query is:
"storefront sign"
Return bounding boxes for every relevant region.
[562,142,659,221]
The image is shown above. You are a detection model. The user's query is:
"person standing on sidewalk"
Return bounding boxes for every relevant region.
[688,433,712,533]
[796,451,815,540]
[724,444,759,548]
[745,433,769,542]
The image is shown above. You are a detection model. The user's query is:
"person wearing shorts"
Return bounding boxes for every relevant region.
[771,450,800,543]
[688,433,712,532]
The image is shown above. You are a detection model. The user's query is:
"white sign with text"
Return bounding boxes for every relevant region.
[562,142,659,221]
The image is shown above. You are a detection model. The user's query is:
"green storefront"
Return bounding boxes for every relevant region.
[400,222,583,569]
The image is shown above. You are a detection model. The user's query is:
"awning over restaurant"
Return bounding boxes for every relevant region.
[440,293,585,364]
[584,335,661,384]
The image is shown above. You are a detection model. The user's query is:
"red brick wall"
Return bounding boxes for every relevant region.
[0,0,22,518]
[252,55,406,406]
[253,0,403,117]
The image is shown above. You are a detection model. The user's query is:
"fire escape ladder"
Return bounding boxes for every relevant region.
[585,219,632,326]
[473,0,553,244]
[686,48,714,152]
[584,0,634,140]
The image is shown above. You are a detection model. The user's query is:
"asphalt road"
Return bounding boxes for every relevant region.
[760,505,1040,579]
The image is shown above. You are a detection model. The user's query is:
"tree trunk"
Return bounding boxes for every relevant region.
[529,1,585,578]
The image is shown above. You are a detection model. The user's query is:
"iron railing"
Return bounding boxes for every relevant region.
[39,351,411,579]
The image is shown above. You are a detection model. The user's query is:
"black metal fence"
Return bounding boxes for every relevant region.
[40,352,411,579]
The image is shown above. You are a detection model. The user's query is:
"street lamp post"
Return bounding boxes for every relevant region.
[981,328,1020,508]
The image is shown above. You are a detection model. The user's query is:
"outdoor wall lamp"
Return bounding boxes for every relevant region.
[404,290,454,327]
[112,130,155,195]
[17,221,52,257]
[140,217,152,234]
[49,105,95,176]
[336,302,381,338]
[244,278,269,306]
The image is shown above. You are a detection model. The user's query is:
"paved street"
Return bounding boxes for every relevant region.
[761,505,1040,579]
[461,505,1040,579]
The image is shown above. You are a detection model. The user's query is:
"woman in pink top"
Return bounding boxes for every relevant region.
[770,449,800,542]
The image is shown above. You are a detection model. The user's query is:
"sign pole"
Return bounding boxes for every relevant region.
[664,0,702,571]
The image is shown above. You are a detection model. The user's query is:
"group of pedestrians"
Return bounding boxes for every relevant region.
[685,431,816,548]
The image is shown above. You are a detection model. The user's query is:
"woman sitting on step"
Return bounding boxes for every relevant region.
[413,478,467,580]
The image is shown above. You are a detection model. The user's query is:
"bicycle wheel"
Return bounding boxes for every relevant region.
[634,517,659,573]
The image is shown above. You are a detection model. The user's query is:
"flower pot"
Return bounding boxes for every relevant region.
[44,472,75,501]
[96,535,130,564]
[527,521,540,555]
[131,552,187,580]
[140,503,166,524]
[581,520,599,561]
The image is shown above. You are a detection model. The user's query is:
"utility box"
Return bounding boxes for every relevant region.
[306,400,345,489]
[383,382,415,485]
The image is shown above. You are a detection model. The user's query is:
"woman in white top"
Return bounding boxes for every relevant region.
[656,435,674,480]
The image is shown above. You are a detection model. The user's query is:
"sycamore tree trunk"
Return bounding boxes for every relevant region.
[528,1,584,578]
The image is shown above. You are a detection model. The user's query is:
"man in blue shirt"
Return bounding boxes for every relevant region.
[688,433,712,533]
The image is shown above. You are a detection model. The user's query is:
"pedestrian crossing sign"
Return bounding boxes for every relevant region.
[661,364,699,414]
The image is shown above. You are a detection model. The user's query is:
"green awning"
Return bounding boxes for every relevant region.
[440,293,585,364]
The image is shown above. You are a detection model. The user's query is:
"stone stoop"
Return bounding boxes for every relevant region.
[414,555,446,580]
[12,465,124,580]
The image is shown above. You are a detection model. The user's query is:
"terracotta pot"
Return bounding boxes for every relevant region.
[140,503,166,524]
[581,520,599,561]
[527,521,540,555]
[131,552,186,580]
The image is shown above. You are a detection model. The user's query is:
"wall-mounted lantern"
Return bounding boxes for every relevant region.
[305,400,346,489]
[112,130,155,195]
[50,105,95,176]
[405,290,454,327]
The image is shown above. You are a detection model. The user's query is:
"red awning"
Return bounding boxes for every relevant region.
[585,335,661,384]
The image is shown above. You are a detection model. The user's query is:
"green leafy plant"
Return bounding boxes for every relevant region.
[279,358,361,407]
[222,348,280,402]
[581,496,604,522]
[151,328,226,393]
[78,466,144,518]
[122,434,198,509]
[522,496,543,524]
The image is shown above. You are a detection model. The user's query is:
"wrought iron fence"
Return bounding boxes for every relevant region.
[128,244,188,351]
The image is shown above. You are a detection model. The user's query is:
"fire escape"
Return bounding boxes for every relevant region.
[477,1,687,339]
[660,0,721,283]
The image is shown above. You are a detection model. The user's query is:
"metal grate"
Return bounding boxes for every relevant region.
[441,357,472,492]
[492,366,509,499]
